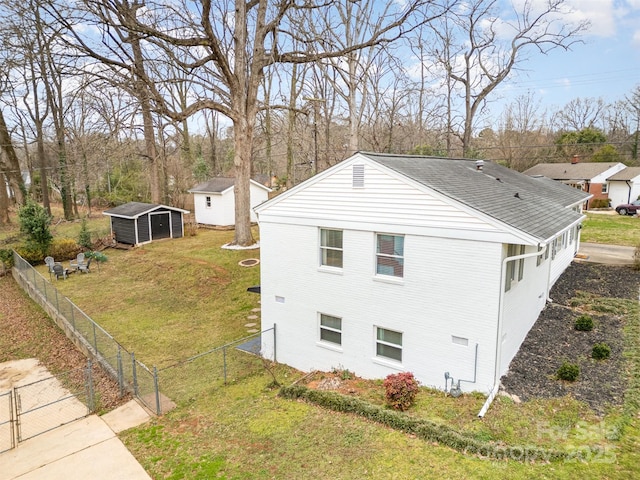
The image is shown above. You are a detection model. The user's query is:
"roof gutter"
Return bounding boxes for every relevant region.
[478,244,548,418]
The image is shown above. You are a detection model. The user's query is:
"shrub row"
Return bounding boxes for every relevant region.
[279,384,568,463]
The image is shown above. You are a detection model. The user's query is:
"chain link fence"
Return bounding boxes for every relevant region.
[11,251,275,415]
[158,330,271,407]
[0,390,14,454]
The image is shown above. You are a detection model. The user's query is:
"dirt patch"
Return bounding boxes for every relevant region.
[501,262,640,414]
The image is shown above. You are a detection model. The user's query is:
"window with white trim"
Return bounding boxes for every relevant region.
[505,244,525,292]
[376,327,402,362]
[601,183,608,194]
[205,196,211,208]
[376,234,404,277]
[320,229,343,268]
[319,314,342,345]
[536,245,545,266]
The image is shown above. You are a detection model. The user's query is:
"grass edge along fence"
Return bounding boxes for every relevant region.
[11,250,275,415]
[12,250,160,414]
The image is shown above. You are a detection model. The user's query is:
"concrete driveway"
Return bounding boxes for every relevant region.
[577,242,636,266]
[0,400,151,480]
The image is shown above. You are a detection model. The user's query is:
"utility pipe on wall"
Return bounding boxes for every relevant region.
[477,244,547,418]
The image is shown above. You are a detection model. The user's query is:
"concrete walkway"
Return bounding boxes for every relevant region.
[577,242,636,266]
[0,400,152,480]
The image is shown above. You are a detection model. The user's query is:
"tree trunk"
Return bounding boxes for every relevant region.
[131,36,161,204]
[0,108,26,205]
[233,119,255,246]
[0,172,10,225]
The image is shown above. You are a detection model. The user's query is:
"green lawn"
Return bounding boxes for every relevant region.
[6,208,640,478]
[581,213,640,246]
[34,227,638,479]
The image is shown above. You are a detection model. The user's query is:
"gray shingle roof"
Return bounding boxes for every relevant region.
[607,167,640,181]
[103,202,187,219]
[189,177,236,194]
[523,162,621,180]
[361,153,590,243]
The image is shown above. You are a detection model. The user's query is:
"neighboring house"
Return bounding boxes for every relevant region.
[188,177,271,226]
[606,167,640,209]
[255,152,591,398]
[103,202,189,246]
[524,159,625,209]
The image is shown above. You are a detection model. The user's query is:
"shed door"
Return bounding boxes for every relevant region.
[151,213,171,240]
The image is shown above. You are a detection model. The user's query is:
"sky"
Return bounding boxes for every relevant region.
[493,0,640,113]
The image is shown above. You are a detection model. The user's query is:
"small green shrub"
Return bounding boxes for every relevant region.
[383,372,419,411]
[592,343,611,360]
[331,366,354,380]
[85,251,108,263]
[0,249,13,272]
[18,200,53,258]
[589,198,609,209]
[574,314,594,331]
[557,362,580,382]
[15,245,47,264]
[78,218,93,250]
[48,238,82,261]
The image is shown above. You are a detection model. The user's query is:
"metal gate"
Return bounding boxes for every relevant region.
[0,364,93,451]
[0,390,14,454]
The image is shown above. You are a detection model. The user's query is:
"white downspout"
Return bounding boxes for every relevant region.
[478,244,548,418]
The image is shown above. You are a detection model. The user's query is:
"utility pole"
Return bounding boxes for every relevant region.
[304,97,323,175]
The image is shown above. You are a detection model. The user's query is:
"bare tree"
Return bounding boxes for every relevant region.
[52,0,448,246]
[555,97,608,131]
[429,0,588,156]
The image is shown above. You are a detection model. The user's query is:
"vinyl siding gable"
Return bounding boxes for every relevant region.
[260,160,503,238]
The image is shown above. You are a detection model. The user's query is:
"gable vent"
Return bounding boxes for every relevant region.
[353,164,365,188]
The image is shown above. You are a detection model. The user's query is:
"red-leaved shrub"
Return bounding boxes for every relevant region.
[383,372,419,411]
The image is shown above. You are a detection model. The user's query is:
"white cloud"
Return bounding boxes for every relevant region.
[562,0,616,37]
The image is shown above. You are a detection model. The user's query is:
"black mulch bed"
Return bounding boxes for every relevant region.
[501,262,640,415]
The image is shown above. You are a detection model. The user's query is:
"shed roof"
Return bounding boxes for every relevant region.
[360,153,590,242]
[103,202,189,219]
[523,162,622,181]
[607,166,640,181]
[188,177,272,194]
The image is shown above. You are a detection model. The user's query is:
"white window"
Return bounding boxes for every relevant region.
[376,327,402,362]
[376,234,404,277]
[536,245,545,267]
[601,183,608,194]
[205,196,211,208]
[320,229,343,268]
[505,244,525,292]
[319,314,342,345]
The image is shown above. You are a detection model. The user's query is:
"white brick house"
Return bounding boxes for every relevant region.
[255,153,591,398]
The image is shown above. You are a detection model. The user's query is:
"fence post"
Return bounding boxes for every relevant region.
[223,346,227,384]
[153,366,161,415]
[86,359,95,413]
[117,346,124,397]
[70,301,76,331]
[273,323,277,363]
[54,288,59,312]
[92,322,98,353]
[132,353,138,396]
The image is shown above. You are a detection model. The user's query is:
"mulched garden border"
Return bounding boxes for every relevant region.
[501,262,640,414]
